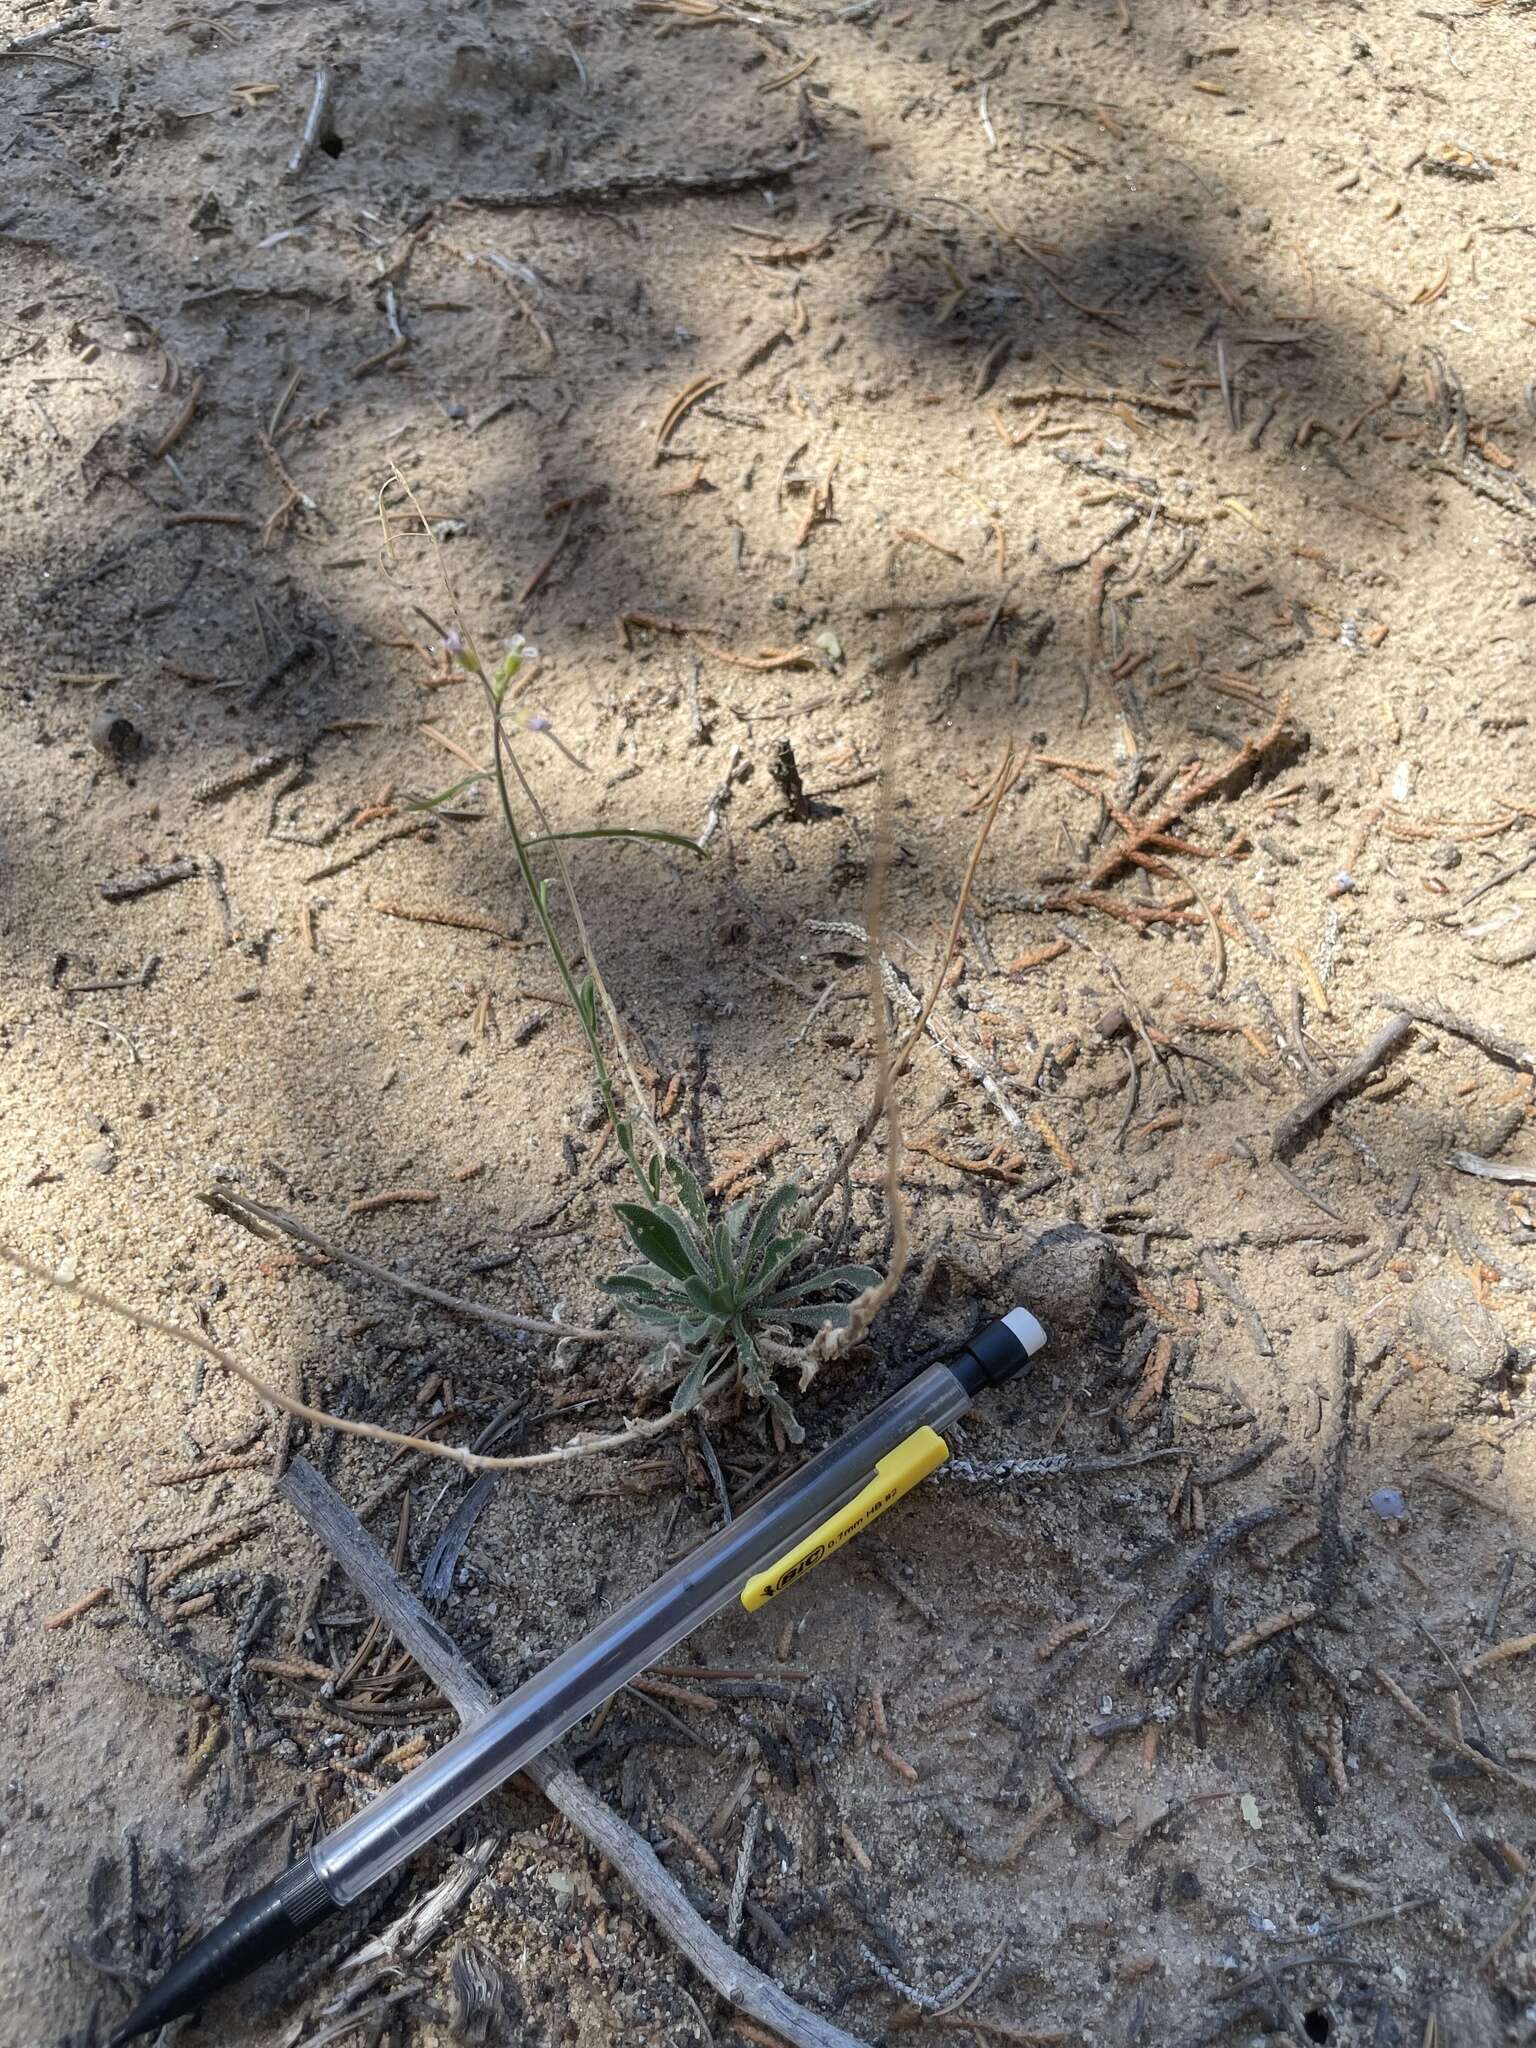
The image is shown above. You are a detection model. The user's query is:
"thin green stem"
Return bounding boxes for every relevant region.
[381,459,668,1204]
[491,698,663,1152]
[478,672,662,1198]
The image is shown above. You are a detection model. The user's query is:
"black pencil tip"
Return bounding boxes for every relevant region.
[99,1858,339,2048]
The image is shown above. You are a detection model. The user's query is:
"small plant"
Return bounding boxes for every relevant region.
[601,1163,878,1441]
[424,614,879,1436]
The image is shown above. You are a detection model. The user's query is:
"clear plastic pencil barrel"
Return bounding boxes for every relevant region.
[312,1358,978,1902]
[107,1309,1047,2045]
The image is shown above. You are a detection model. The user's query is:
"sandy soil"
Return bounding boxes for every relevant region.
[3,0,1536,2044]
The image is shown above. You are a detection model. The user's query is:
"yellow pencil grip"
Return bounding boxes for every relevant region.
[740,1426,949,1612]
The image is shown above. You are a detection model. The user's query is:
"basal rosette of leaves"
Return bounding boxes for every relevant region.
[599,1162,878,1442]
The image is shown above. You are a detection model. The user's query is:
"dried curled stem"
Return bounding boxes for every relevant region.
[2,1246,693,1475]
[894,743,1016,1074]
[810,679,908,1366]
[799,740,1017,1234]
[808,719,1016,1364]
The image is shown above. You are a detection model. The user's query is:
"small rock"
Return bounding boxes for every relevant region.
[189,191,231,237]
[504,38,579,91]
[1426,841,1461,871]
[1404,1267,1511,1386]
[90,711,141,763]
[1001,1222,1121,1342]
[80,1142,116,1174]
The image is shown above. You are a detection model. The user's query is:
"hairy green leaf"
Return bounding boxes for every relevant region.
[682,1274,717,1316]
[613,1202,706,1284]
[600,1176,865,1442]
[743,1180,802,1264]
[671,1352,716,1415]
[743,1234,808,1305]
[764,1265,881,1303]
[609,1297,699,1330]
[753,1365,805,1442]
[731,1315,761,1380]
[709,1220,738,1290]
[598,1270,678,1305]
[666,1157,710,1231]
[759,1301,852,1331]
[722,1194,755,1249]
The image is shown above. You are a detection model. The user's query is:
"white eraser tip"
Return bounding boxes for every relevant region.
[1003,1305,1048,1355]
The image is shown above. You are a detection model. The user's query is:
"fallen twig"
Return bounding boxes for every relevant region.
[4,8,91,51]
[151,375,206,461]
[1464,1632,1536,1677]
[99,857,199,903]
[656,374,725,460]
[43,1584,110,1630]
[1088,698,1292,887]
[1371,1664,1536,1794]
[288,66,333,179]
[1198,1251,1272,1357]
[0,1246,694,1477]
[192,750,292,806]
[1222,1605,1317,1658]
[1423,456,1536,522]
[456,154,808,212]
[1378,996,1536,1076]
[373,899,512,939]
[622,611,813,672]
[810,682,920,1361]
[1484,1877,1536,1969]
[1008,383,1194,419]
[800,746,1016,1223]
[304,819,432,884]
[201,1189,607,1339]
[278,1458,869,2048]
[1271,1016,1413,1155]
[453,246,557,367]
